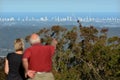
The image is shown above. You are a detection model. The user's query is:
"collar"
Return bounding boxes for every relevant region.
[32,43,41,46]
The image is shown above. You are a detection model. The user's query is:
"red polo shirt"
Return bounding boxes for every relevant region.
[23,44,55,72]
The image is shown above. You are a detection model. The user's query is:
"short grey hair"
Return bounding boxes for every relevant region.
[29,36,40,44]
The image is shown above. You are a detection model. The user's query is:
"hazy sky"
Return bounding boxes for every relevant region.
[0,0,120,12]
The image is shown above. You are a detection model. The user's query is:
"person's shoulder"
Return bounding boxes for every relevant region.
[25,47,32,50]
[47,45,54,48]
[24,47,32,53]
[42,45,52,47]
[6,52,15,58]
[43,45,55,49]
[7,52,14,56]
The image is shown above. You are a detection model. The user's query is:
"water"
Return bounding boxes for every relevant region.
[0,12,120,56]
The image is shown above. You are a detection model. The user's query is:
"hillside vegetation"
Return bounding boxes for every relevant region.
[0,22,120,80]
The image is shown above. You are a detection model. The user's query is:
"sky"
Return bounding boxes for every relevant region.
[0,0,120,13]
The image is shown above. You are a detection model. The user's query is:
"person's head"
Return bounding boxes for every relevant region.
[29,33,40,45]
[14,38,24,51]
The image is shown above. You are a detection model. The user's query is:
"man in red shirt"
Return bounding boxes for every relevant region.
[23,33,57,80]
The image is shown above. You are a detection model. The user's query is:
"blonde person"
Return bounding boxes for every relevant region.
[4,38,26,80]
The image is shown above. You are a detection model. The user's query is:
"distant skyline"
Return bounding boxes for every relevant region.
[0,0,120,13]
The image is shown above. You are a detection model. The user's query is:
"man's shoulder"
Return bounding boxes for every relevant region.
[24,47,32,52]
[25,45,54,50]
[34,44,54,48]
[42,45,54,49]
[44,45,54,47]
[25,47,30,50]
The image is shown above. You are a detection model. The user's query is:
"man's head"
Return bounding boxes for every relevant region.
[29,33,40,45]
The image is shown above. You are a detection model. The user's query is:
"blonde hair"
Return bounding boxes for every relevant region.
[14,38,24,51]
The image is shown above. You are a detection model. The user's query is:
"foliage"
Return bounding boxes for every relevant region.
[0,58,6,80]
[0,23,120,80]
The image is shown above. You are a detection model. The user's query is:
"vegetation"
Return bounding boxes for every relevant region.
[0,22,120,80]
[0,58,6,80]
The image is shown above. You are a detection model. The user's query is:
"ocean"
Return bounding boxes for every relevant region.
[0,12,120,56]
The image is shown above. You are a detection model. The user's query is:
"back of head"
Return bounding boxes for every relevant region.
[14,38,24,51]
[29,33,40,45]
